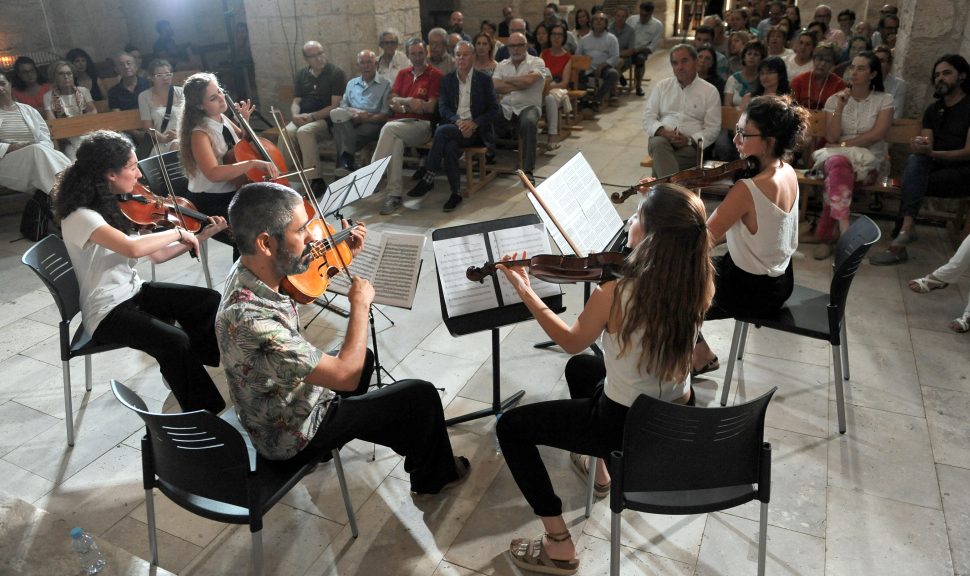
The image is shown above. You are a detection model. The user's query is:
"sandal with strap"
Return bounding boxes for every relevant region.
[691,356,719,378]
[950,315,970,333]
[909,275,948,294]
[570,452,610,498]
[509,532,579,575]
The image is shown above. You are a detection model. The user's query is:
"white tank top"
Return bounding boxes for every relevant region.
[186,114,237,194]
[602,285,691,407]
[725,178,797,277]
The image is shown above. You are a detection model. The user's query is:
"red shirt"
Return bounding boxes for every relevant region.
[790,72,845,110]
[541,50,571,82]
[391,65,443,121]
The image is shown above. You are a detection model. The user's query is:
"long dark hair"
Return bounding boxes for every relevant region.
[753,56,791,96]
[66,48,103,100]
[53,130,135,232]
[11,56,46,91]
[615,184,714,382]
[854,51,884,92]
[931,54,970,94]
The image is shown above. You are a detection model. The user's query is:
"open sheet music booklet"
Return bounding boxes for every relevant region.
[433,223,562,318]
[529,152,625,255]
[327,231,425,309]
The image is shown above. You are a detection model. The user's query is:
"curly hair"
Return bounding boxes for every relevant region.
[52,130,135,232]
[743,94,810,160]
[178,72,221,177]
[614,183,715,383]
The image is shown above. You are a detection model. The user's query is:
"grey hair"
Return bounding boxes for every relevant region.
[669,43,698,61]
[428,27,448,41]
[379,29,400,44]
[454,40,474,55]
[228,183,304,255]
[404,37,426,54]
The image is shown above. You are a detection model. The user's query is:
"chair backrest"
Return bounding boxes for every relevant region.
[21,235,81,323]
[569,55,592,89]
[111,380,252,509]
[138,151,190,197]
[620,388,776,494]
[829,215,881,315]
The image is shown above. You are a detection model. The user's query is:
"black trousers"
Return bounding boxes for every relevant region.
[707,252,794,320]
[93,282,225,413]
[300,351,460,494]
[497,354,627,517]
[181,190,239,261]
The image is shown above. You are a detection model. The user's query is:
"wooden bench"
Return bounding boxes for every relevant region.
[48,109,143,149]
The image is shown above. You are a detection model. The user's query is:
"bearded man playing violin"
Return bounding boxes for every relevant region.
[215,181,470,495]
[54,130,229,414]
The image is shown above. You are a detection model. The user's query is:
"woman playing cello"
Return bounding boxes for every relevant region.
[54,130,229,413]
[178,72,279,261]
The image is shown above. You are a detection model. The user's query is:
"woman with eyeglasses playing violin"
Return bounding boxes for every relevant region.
[138,59,184,155]
[53,130,229,414]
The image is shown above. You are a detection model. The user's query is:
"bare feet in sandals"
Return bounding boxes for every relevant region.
[509,531,579,575]
[909,274,948,293]
[950,315,970,333]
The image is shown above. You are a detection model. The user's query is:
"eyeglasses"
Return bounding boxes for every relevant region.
[304,52,325,59]
[735,127,762,140]
[380,40,398,45]
[813,55,834,63]
[153,72,174,78]
[507,43,527,48]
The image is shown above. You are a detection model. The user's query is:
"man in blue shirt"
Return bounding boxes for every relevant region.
[331,50,391,176]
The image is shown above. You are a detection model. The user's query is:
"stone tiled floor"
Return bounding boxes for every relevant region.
[1,50,968,575]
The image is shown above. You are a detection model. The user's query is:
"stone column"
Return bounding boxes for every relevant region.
[894,0,967,118]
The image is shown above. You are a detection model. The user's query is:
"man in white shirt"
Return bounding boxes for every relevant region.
[642,44,721,178]
[492,32,550,184]
[627,1,663,96]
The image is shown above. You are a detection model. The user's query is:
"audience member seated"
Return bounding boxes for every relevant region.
[532,23,551,56]
[726,7,759,37]
[67,48,106,102]
[373,39,442,215]
[473,33,498,76]
[871,13,899,49]
[870,54,970,266]
[577,13,620,106]
[216,183,469,495]
[784,29,818,80]
[693,25,728,78]
[377,30,410,85]
[479,20,505,57]
[642,44,721,178]
[541,24,574,139]
[766,26,793,60]
[10,57,51,114]
[540,3,576,54]
[493,32,550,185]
[696,46,725,99]
[0,71,71,195]
[449,11,471,42]
[497,184,713,576]
[692,95,809,375]
[428,28,455,75]
[331,50,390,177]
[498,5,517,38]
[836,35,872,80]
[139,59,184,155]
[572,8,592,44]
[282,41,346,194]
[407,42,498,212]
[812,4,845,48]
[757,1,785,37]
[785,4,802,42]
[43,60,97,160]
[627,2,664,96]
[495,19,538,61]
[725,40,766,107]
[791,42,845,110]
[907,233,970,333]
[107,51,149,112]
[741,56,791,109]
[702,14,730,55]
[837,9,856,42]
[802,51,892,260]
[726,30,753,76]
[124,44,147,79]
[609,7,636,85]
[875,45,905,119]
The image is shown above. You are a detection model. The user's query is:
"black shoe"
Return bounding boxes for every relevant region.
[619,75,628,87]
[485,154,496,165]
[636,87,645,96]
[335,152,356,177]
[411,166,427,181]
[442,193,463,212]
[407,179,434,198]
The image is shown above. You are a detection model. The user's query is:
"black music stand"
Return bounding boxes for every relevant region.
[433,215,565,426]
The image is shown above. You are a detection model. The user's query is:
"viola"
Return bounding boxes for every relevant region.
[610,157,760,204]
[281,223,361,304]
[223,92,290,187]
[467,252,626,285]
[118,183,209,232]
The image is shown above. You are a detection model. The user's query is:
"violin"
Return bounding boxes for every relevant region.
[118,182,209,232]
[611,157,760,204]
[467,252,626,285]
[281,223,361,304]
[223,91,290,187]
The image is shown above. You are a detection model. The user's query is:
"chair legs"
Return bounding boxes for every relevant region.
[61,359,74,446]
[721,320,747,406]
[146,488,159,565]
[610,510,621,576]
[584,455,597,518]
[758,501,768,576]
[839,320,849,380]
[252,529,264,576]
[832,343,847,434]
[332,448,359,538]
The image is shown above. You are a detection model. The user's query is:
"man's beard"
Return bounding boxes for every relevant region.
[935,80,956,98]
[274,244,313,277]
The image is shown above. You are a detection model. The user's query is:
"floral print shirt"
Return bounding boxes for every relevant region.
[216,263,330,460]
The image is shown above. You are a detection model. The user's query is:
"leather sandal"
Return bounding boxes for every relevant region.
[950,315,970,333]
[509,531,579,575]
[691,356,719,378]
[570,452,610,498]
[909,275,948,294]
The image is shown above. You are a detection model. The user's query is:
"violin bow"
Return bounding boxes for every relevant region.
[516,170,586,258]
[269,107,355,283]
[148,128,198,260]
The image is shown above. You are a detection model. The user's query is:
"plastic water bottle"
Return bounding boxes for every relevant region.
[70,527,106,574]
[494,413,503,455]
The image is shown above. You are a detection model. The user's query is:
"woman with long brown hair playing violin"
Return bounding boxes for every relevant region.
[54,130,228,413]
[496,183,715,575]
[178,72,279,261]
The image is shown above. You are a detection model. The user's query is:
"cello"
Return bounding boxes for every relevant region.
[222,91,291,187]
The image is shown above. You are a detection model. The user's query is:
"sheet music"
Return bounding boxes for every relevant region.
[528,153,624,255]
[487,224,561,304]
[432,234,499,317]
[327,231,425,309]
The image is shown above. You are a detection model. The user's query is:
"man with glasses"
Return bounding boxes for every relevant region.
[428,28,455,75]
[495,19,537,62]
[493,32,550,185]
[373,38,443,215]
[757,1,785,38]
[331,50,391,177]
[282,41,347,195]
[377,30,409,84]
[813,4,846,48]
[627,2,663,96]
[108,51,149,112]
[836,9,856,41]
[577,13,620,106]
[642,44,720,178]
[871,14,900,49]
[790,42,845,110]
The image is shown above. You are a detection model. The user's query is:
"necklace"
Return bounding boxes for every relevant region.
[807,73,830,108]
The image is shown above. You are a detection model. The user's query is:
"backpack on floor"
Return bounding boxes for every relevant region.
[19,190,56,242]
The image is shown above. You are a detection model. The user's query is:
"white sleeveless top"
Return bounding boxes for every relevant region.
[725,178,797,277]
[187,114,238,194]
[602,284,690,407]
